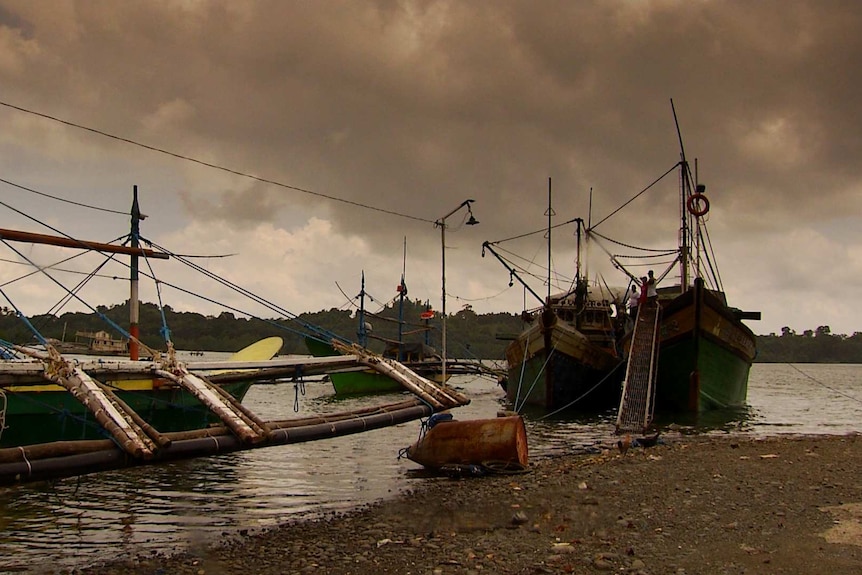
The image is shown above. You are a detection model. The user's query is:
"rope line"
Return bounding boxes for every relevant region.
[0,100,433,224]
[788,363,862,405]
[536,361,626,420]
[0,177,127,215]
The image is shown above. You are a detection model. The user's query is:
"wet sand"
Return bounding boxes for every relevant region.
[70,433,862,575]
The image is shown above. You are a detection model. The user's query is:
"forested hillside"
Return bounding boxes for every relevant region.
[754,326,862,363]
[0,299,525,360]
[1,303,859,363]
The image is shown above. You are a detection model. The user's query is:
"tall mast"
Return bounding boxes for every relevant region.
[575,218,582,283]
[546,177,552,303]
[129,186,141,360]
[671,99,690,293]
[397,237,407,361]
[357,271,368,348]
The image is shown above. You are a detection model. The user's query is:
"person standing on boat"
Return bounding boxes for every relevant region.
[646,270,658,304]
[627,284,640,319]
[638,276,649,309]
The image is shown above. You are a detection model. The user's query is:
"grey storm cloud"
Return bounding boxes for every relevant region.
[1,0,861,334]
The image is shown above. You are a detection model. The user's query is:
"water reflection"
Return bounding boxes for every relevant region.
[2,364,861,572]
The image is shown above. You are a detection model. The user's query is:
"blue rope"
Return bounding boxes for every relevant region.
[0,290,49,348]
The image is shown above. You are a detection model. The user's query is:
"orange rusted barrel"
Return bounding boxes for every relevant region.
[405,415,528,469]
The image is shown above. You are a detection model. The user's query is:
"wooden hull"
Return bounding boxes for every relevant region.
[1,381,254,448]
[504,316,623,411]
[305,337,448,395]
[405,415,528,469]
[305,337,403,394]
[0,337,283,448]
[655,280,756,412]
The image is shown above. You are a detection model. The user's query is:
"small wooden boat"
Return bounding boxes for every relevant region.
[404,413,528,469]
[48,330,128,356]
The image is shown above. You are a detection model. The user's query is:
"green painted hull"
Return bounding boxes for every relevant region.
[1,382,254,448]
[656,335,750,412]
[304,337,402,395]
[654,279,756,412]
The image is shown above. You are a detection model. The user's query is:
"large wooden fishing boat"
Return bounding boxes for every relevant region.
[609,103,760,431]
[501,292,624,411]
[484,185,626,413]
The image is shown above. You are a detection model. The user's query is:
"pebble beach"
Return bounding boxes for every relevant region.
[68,433,862,575]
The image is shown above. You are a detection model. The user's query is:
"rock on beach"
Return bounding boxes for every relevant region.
[70,434,862,575]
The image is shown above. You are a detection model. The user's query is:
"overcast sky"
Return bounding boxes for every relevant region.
[1,0,860,339]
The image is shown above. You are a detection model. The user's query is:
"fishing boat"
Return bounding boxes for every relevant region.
[0,190,471,483]
[0,337,282,448]
[602,103,760,431]
[48,329,128,356]
[305,271,457,395]
[0,194,289,448]
[483,183,627,412]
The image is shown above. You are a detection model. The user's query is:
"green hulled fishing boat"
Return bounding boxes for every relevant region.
[609,103,760,432]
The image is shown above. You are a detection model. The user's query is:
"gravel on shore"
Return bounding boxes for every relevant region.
[69,433,862,575]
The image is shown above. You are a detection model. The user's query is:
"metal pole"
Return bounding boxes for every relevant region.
[441,219,447,383]
[435,199,478,384]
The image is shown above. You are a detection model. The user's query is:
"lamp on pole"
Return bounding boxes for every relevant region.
[435,199,479,383]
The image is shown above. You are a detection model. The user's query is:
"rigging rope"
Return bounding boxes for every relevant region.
[589,163,679,230]
[0,100,434,224]
[588,230,676,253]
[787,363,862,405]
[0,177,128,215]
[0,389,6,442]
[535,361,626,420]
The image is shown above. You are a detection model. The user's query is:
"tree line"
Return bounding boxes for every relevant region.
[0,299,524,361]
[1,302,859,363]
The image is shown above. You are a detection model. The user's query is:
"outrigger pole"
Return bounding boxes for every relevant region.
[0,228,169,259]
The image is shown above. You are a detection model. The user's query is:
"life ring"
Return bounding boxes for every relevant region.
[687,192,710,217]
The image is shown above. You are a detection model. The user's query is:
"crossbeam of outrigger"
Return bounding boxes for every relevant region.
[0,350,470,486]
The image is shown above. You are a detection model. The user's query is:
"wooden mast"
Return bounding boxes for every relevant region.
[671,99,690,293]
[543,177,554,408]
[129,187,142,360]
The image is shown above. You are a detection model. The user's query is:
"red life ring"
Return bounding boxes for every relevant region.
[687,192,710,217]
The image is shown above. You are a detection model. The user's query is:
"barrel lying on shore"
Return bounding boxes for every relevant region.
[405,414,529,469]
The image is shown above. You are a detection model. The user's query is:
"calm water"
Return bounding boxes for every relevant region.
[1,363,860,573]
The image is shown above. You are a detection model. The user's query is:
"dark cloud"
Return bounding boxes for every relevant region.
[1,0,861,334]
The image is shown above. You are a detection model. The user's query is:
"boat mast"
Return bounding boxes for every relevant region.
[397,237,407,361]
[671,99,690,293]
[546,177,552,304]
[357,271,368,348]
[129,186,141,360]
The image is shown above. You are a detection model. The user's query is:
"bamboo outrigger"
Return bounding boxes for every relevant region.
[0,189,471,485]
[1,340,470,485]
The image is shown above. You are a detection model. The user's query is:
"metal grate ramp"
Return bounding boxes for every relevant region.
[615,302,661,434]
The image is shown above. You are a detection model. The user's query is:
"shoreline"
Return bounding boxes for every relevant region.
[67,433,862,575]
